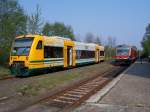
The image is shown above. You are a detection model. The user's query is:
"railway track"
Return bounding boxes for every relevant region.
[18,66,126,112]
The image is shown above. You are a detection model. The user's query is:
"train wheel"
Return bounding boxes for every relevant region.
[10,64,29,77]
[18,68,30,77]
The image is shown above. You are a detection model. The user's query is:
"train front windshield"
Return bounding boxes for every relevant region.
[11,38,33,56]
[116,49,129,56]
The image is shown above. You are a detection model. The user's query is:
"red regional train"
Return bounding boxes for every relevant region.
[112,44,138,65]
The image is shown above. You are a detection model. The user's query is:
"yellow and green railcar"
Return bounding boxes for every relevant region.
[9,35,104,76]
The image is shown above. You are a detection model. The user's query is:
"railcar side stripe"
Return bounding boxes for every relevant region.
[30,59,64,63]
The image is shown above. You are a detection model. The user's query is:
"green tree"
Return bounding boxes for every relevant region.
[42,22,75,40]
[27,4,43,34]
[42,22,53,36]
[0,0,27,65]
[141,24,150,56]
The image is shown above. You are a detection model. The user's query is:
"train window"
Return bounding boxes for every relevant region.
[100,51,104,56]
[44,46,63,58]
[36,41,42,49]
[116,49,129,56]
[11,38,33,56]
[76,50,95,59]
[76,50,81,59]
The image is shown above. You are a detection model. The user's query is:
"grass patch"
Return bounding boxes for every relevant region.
[17,84,41,96]
[17,73,80,96]
[0,66,11,79]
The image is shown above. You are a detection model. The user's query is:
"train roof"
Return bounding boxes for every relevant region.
[44,36,71,40]
[74,41,103,51]
[16,35,104,50]
[16,35,71,40]
[116,44,137,50]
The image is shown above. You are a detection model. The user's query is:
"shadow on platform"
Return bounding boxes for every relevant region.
[125,61,150,78]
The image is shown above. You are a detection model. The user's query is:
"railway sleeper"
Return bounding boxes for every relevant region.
[85,81,106,86]
[54,98,77,103]
[79,85,97,89]
[88,81,101,84]
[58,96,78,101]
[63,93,82,98]
[87,78,104,82]
[77,87,93,90]
[72,89,90,93]
[53,99,73,104]
[68,91,87,95]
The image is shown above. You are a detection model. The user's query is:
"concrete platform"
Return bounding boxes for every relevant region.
[74,61,150,112]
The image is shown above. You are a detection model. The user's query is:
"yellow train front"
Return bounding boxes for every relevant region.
[9,35,104,76]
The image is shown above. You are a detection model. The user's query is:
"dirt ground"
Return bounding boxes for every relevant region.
[0,62,115,112]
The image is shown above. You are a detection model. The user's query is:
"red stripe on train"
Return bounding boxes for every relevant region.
[112,56,129,59]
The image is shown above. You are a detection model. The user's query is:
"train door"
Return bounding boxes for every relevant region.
[98,50,100,62]
[67,46,73,66]
[96,49,99,63]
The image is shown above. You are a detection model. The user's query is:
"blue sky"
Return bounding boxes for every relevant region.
[19,0,150,48]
